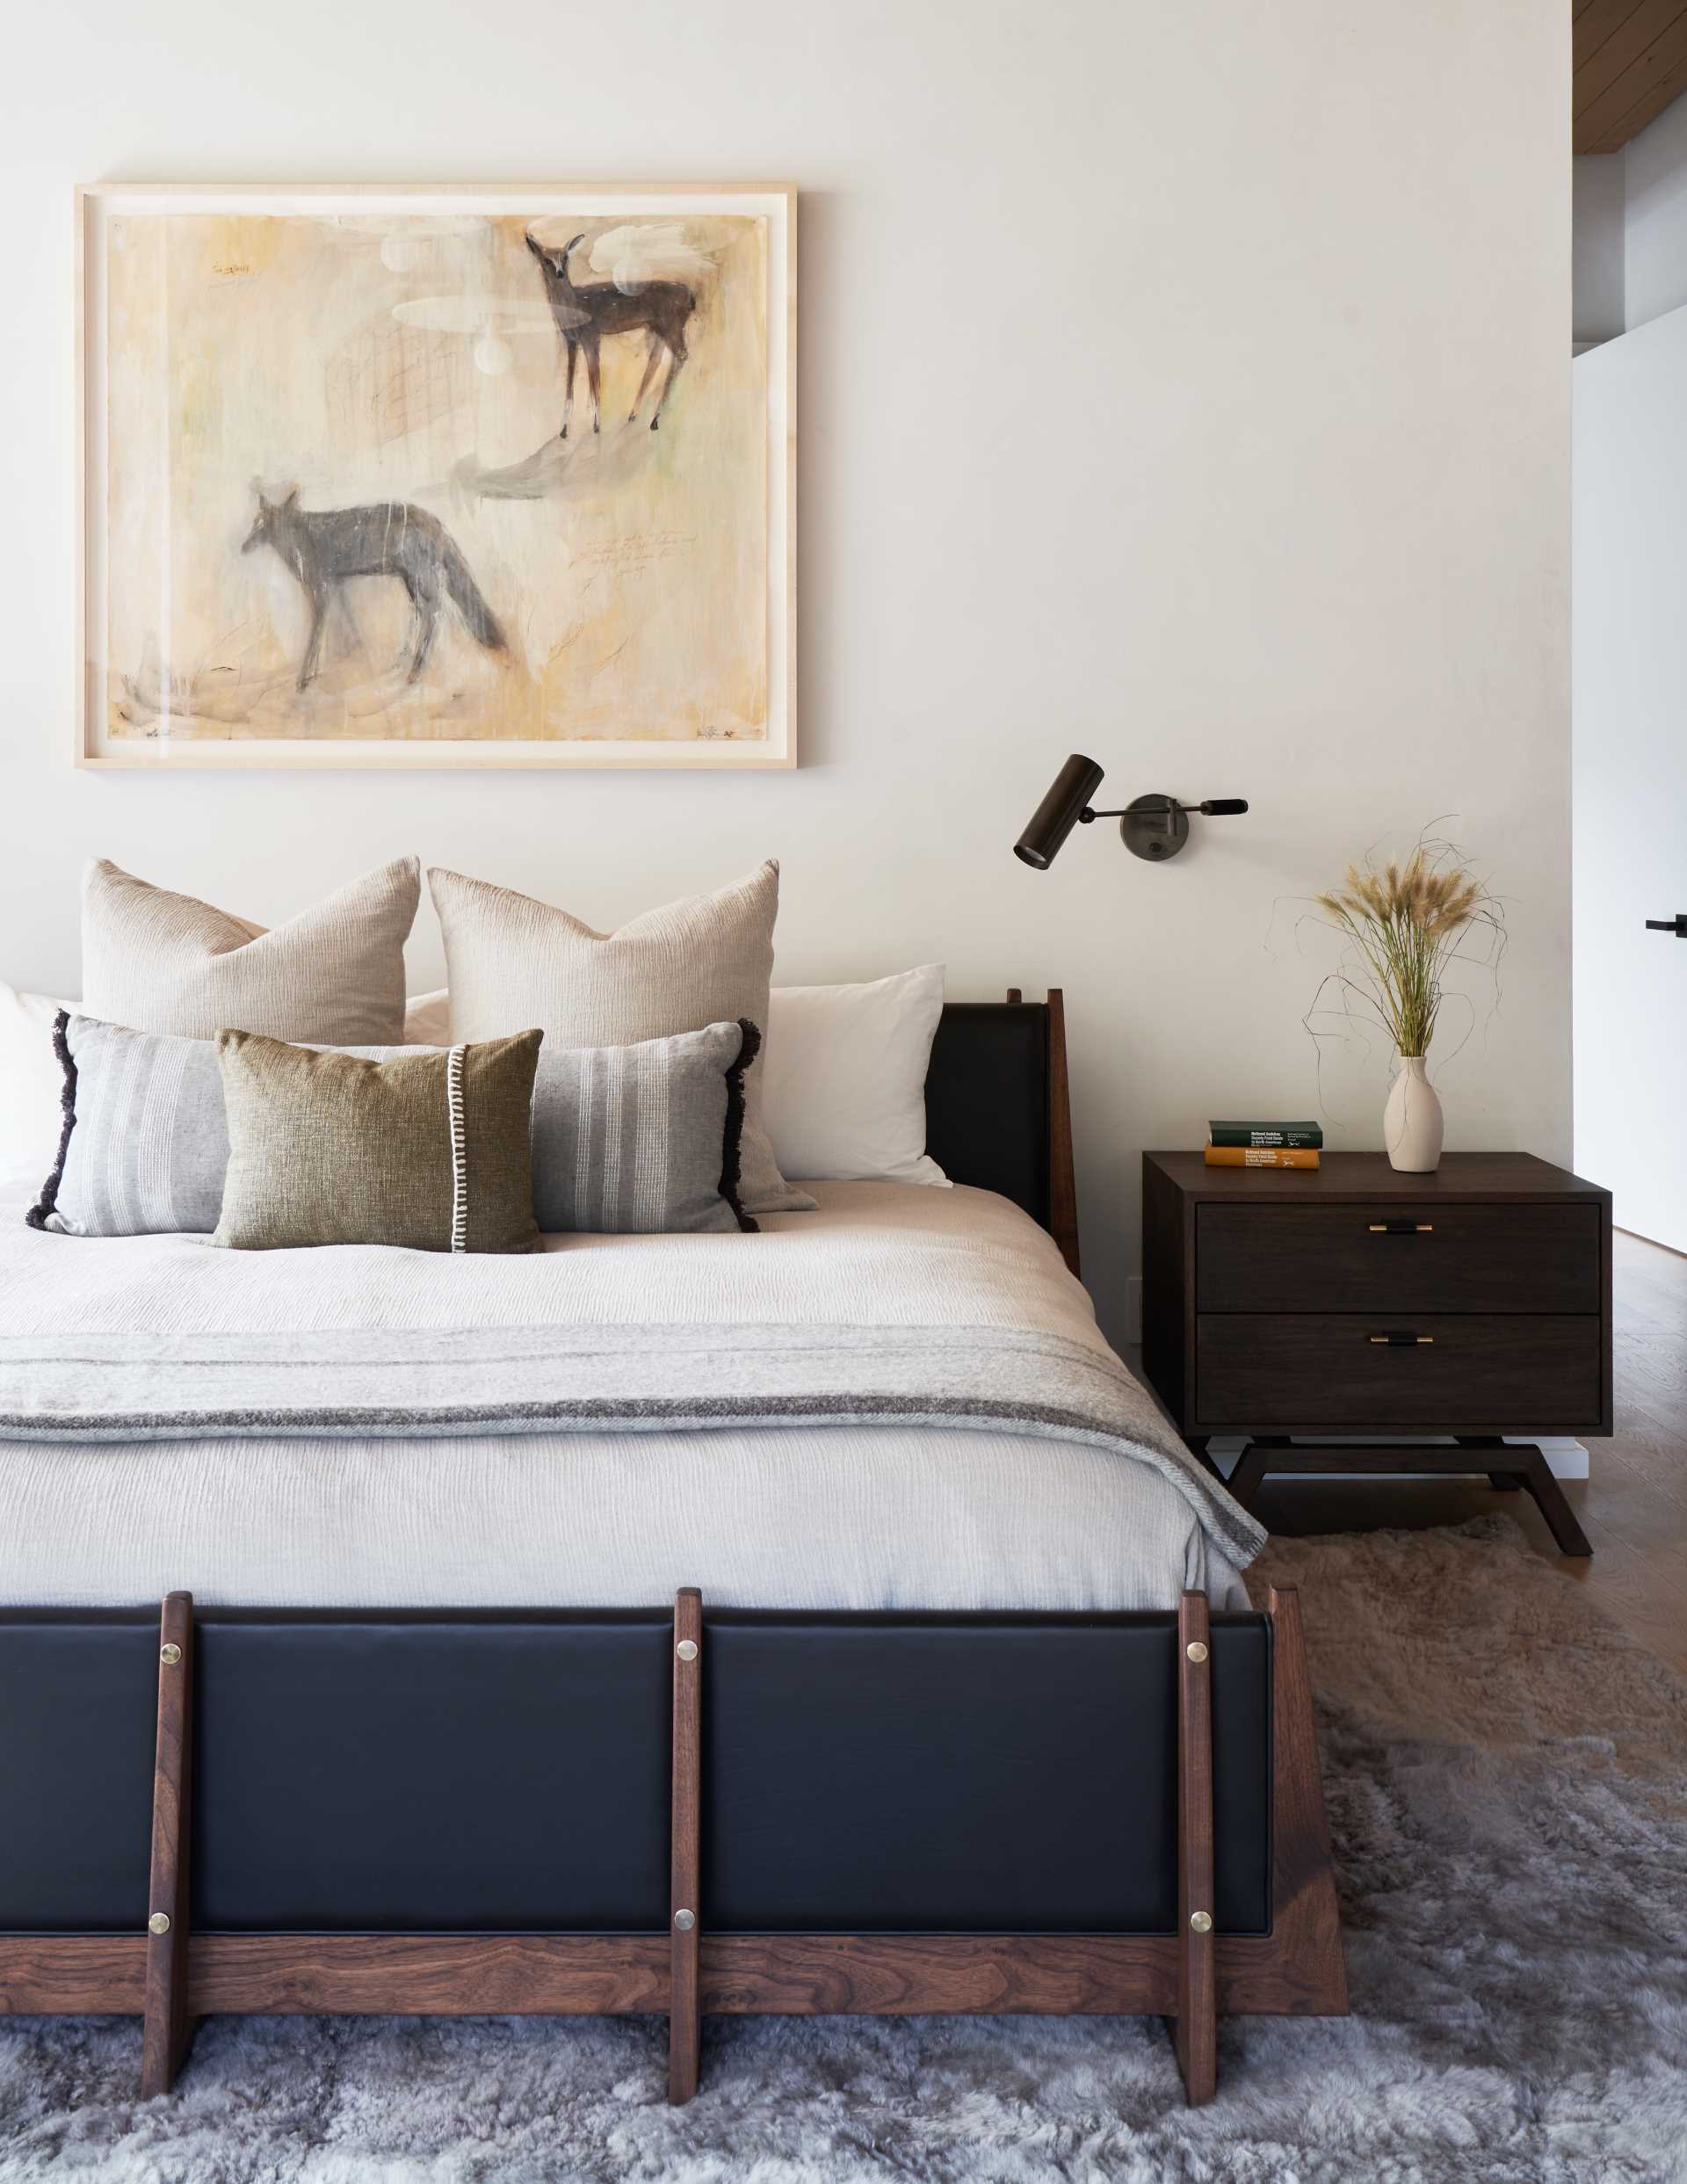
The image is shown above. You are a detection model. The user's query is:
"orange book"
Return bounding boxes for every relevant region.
[1203,1143,1320,1169]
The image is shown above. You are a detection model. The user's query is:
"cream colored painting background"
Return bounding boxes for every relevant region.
[104,211,768,743]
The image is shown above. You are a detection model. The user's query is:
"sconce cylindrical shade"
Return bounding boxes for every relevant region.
[1014,753,1105,869]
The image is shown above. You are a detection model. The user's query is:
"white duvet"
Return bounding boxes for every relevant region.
[0,1179,1251,1612]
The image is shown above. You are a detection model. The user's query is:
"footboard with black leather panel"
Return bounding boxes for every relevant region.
[0,1589,1344,2107]
[0,992,1343,2102]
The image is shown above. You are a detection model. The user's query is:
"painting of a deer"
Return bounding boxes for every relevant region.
[525,231,696,438]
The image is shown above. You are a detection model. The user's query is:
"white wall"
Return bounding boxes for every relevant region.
[0,0,1572,1342]
[1573,307,1687,1252]
[1571,98,1687,342]
[1624,91,1687,329]
[1573,154,1625,344]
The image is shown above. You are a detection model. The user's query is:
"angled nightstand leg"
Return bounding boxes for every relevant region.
[1223,1441,1275,1511]
[1459,1436,1589,1554]
[1512,1448,1593,1559]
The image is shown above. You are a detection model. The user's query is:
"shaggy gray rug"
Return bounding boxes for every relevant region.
[4,1516,1685,2183]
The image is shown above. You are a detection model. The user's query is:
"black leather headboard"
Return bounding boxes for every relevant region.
[923,1000,1055,1241]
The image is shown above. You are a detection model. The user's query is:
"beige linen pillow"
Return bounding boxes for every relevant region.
[429,861,814,1215]
[214,1028,542,1253]
[82,858,419,1047]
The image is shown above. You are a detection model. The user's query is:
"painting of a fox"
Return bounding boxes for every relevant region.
[242,489,507,691]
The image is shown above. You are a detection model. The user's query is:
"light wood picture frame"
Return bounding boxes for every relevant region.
[76,183,795,770]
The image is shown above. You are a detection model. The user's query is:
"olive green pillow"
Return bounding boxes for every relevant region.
[213,1028,542,1253]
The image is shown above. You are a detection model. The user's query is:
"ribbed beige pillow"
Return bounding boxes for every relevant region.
[430,861,814,1215]
[82,858,419,1047]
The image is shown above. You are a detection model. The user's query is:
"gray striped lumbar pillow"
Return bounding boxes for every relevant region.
[28,1013,760,1240]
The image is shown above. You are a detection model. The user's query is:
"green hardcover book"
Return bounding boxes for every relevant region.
[1207,1119,1323,1150]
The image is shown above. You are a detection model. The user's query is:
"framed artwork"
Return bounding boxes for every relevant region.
[76,183,795,769]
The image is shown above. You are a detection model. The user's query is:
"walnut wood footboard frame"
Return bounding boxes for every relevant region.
[0,1585,1344,2108]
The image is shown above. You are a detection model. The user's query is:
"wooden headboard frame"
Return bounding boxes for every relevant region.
[1007,987,1080,1280]
[923,990,1079,1282]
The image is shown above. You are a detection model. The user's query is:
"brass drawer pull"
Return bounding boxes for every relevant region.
[1369,1332,1434,1346]
[1367,1222,1433,1234]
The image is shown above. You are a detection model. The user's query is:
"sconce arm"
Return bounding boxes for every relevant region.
[1080,797,1249,824]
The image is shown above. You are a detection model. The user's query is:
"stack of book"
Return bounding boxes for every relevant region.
[1205,1120,1321,1169]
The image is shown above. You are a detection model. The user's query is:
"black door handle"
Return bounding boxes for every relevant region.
[1645,915,1687,937]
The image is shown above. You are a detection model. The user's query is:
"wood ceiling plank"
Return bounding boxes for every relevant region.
[1575,0,1652,75]
[1575,0,1687,107]
[1575,12,1687,146]
[1584,48,1687,147]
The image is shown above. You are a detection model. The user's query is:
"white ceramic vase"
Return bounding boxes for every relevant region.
[1383,1053,1444,1172]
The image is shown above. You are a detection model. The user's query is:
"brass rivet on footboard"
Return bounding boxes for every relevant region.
[148,1912,170,1935]
[676,1639,699,1663]
[159,1643,182,1666]
[673,1908,696,1932]
[1189,1910,1213,1934]
[1185,1641,1209,1665]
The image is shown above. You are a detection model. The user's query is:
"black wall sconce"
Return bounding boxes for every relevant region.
[1014,753,1249,868]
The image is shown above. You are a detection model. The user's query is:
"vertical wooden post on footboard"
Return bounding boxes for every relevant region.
[669,1588,703,2104]
[1263,1586,1348,2015]
[1173,1590,1216,2103]
[141,1591,194,2098]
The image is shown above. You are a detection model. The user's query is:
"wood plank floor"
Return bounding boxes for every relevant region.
[1202,1229,1687,1679]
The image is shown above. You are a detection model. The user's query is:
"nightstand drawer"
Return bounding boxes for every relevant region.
[1196,1204,1601,1316]
[1194,1313,1604,1430]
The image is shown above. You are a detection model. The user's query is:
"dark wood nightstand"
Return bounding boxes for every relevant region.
[1141,1151,1611,1556]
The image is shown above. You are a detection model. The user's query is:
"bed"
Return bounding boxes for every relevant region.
[0,994,1346,2105]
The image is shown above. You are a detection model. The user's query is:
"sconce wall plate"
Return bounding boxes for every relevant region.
[1121,795,1190,862]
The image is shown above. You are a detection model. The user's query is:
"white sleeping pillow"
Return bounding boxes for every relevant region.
[0,983,74,1185]
[762,966,951,1186]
